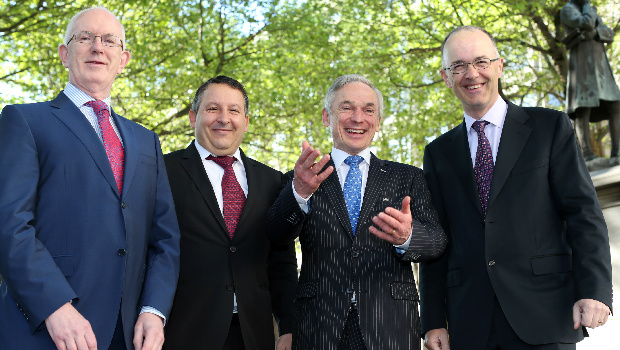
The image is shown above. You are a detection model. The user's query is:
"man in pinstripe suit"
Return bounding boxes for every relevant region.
[266,74,447,350]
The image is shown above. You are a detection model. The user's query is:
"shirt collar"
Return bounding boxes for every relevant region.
[64,83,112,110]
[194,140,242,162]
[331,147,371,168]
[464,96,507,132]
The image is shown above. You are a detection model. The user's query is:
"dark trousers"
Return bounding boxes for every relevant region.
[108,312,126,350]
[223,314,246,350]
[485,297,576,350]
[336,305,367,350]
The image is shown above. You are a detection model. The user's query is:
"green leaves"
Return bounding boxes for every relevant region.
[2,0,619,169]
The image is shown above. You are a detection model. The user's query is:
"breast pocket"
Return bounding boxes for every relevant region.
[511,157,549,177]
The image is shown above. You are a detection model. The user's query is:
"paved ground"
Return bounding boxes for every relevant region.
[577,305,619,350]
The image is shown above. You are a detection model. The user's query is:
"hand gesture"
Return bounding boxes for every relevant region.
[45,302,97,350]
[293,141,334,198]
[369,196,413,245]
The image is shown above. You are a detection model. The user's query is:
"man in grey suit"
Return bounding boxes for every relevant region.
[267,74,447,350]
[420,26,612,350]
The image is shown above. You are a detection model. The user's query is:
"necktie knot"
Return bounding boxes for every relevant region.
[344,155,363,168]
[207,155,236,169]
[472,120,490,135]
[85,100,109,121]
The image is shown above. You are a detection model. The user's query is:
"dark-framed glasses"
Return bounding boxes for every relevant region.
[444,58,500,74]
[67,31,124,48]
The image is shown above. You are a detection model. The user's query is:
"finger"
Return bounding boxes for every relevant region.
[133,325,144,350]
[373,211,401,232]
[295,144,315,169]
[313,153,332,174]
[301,140,310,151]
[573,304,582,330]
[75,336,89,350]
[85,329,98,350]
[400,196,411,215]
[302,148,323,171]
[315,164,334,183]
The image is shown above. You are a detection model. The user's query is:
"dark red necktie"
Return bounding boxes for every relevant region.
[472,120,494,217]
[207,155,245,238]
[86,100,124,195]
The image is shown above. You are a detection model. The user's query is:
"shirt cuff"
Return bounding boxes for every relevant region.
[394,231,413,254]
[292,181,311,214]
[140,306,166,326]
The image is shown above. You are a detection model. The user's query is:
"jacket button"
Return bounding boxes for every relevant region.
[488,260,495,266]
[117,249,126,256]
[230,246,237,253]
[121,202,127,209]
[225,284,234,291]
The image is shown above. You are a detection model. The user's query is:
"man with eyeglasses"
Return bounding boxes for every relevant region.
[420,26,611,350]
[0,7,180,350]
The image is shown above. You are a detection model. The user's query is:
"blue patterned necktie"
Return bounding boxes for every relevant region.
[472,121,494,217]
[343,155,363,235]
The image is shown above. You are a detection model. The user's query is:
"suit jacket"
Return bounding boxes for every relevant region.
[267,153,446,350]
[419,101,612,349]
[0,92,181,350]
[162,141,298,350]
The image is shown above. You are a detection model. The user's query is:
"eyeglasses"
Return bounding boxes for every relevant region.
[67,31,124,48]
[443,58,500,74]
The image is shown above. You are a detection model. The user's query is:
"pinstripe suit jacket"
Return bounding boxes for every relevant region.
[267,153,447,350]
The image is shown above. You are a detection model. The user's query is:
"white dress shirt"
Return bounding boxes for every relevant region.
[464,96,508,167]
[194,141,247,313]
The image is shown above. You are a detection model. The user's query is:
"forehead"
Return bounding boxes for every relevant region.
[201,84,244,104]
[334,82,378,105]
[73,9,123,35]
[444,29,495,62]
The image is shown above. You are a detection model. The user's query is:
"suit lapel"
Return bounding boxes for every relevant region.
[112,110,136,199]
[445,122,482,215]
[322,158,354,238]
[357,154,387,236]
[236,149,256,240]
[488,102,531,207]
[50,92,119,197]
[180,141,228,234]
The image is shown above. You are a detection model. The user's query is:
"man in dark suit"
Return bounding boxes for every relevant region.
[267,74,447,350]
[162,76,298,350]
[0,7,180,350]
[420,26,612,350]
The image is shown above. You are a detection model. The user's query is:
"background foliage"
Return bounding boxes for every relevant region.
[2,0,619,170]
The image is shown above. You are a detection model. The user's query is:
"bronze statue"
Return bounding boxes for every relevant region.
[561,0,620,160]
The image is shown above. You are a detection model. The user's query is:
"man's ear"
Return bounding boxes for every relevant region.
[322,109,330,127]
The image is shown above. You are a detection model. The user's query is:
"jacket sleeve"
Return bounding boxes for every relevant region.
[0,105,78,332]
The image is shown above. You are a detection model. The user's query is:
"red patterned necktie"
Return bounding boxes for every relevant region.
[86,100,124,195]
[207,155,245,239]
[472,120,494,217]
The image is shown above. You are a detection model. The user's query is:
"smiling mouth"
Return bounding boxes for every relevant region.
[86,61,105,65]
[466,83,484,90]
[346,129,365,134]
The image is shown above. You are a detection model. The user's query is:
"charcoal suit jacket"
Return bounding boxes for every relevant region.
[267,153,446,350]
[419,101,612,349]
[163,141,298,350]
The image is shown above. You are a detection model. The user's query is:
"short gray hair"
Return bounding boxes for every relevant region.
[324,74,384,118]
[63,7,126,50]
[440,26,499,69]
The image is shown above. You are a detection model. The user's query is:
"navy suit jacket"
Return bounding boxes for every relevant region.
[0,92,181,350]
[420,101,612,348]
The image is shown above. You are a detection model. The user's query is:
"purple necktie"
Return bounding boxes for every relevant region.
[207,155,245,238]
[85,100,124,195]
[472,121,494,216]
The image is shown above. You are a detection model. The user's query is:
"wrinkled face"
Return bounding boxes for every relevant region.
[58,9,130,99]
[190,83,249,156]
[441,29,503,119]
[322,82,381,155]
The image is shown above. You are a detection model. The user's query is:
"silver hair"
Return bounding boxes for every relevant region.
[63,6,126,50]
[440,25,499,69]
[324,74,384,118]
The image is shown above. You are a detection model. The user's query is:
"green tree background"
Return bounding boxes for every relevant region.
[2,0,619,170]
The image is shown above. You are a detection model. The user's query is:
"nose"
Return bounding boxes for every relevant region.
[350,108,364,122]
[215,110,230,124]
[464,63,479,79]
[90,36,105,52]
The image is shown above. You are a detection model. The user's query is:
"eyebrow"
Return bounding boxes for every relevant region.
[339,100,376,107]
[451,56,491,64]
